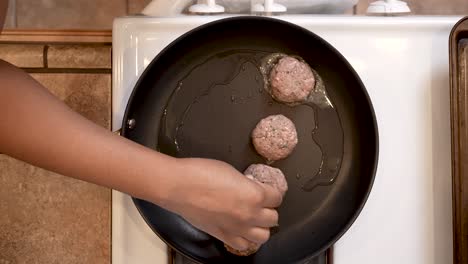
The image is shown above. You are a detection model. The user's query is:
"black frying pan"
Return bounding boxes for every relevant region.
[121,16,378,264]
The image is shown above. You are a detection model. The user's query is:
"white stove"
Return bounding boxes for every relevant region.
[112,15,460,264]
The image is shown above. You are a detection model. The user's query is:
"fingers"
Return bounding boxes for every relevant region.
[253,208,279,228]
[224,227,269,250]
[241,227,271,244]
[258,183,283,208]
[223,236,252,251]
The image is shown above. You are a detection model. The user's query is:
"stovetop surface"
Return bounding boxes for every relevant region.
[112,16,459,264]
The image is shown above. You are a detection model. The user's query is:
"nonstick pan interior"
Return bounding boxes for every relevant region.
[122,16,378,264]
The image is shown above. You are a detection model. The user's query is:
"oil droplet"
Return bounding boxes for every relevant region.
[296,173,301,179]
[307,69,333,109]
[230,95,235,102]
[174,138,180,152]
[176,81,183,91]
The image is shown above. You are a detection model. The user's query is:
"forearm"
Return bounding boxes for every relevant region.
[0,60,176,204]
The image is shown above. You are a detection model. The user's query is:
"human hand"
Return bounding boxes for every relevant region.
[163,158,283,251]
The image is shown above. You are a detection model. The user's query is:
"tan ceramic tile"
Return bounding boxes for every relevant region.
[356,0,468,15]
[47,45,111,69]
[31,74,111,129]
[0,44,43,68]
[0,155,110,264]
[16,0,126,29]
[127,0,152,15]
[0,72,111,263]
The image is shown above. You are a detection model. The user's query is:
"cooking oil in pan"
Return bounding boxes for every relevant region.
[302,108,343,191]
[160,50,343,192]
[162,54,253,152]
[259,52,343,191]
[301,103,343,191]
[259,53,333,109]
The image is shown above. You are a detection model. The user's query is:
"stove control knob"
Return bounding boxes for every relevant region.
[366,0,411,15]
[251,0,287,14]
[189,0,225,14]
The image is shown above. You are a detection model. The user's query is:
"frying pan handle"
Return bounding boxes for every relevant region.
[302,251,329,264]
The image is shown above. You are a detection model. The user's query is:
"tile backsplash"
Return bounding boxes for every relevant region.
[0,155,110,264]
[15,0,127,29]
[47,45,112,69]
[3,0,468,30]
[0,44,43,67]
[0,38,112,264]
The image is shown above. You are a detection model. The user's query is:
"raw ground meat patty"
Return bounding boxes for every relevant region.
[251,114,298,161]
[269,56,315,104]
[225,164,288,256]
[244,164,288,196]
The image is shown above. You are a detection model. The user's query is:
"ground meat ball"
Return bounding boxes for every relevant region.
[269,56,315,104]
[225,164,288,256]
[251,114,298,161]
[244,164,288,196]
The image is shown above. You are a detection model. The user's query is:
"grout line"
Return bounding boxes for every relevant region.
[23,68,112,74]
[0,41,112,47]
[43,45,48,68]
[0,41,111,46]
